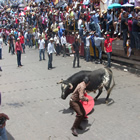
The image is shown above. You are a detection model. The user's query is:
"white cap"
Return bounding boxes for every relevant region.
[50,38,54,41]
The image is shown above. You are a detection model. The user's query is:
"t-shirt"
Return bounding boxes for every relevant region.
[19,36,24,44]
[73,41,80,53]
[121,18,128,30]
[104,38,114,53]
[132,19,139,32]
[38,39,45,49]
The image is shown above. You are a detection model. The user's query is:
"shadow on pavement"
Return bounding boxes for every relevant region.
[94,98,114,106]
[6,102,24,108]
[59,107,74,115]
[7,130,15,140]
[78,119,95,134]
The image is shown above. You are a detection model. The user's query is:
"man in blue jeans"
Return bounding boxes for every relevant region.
[94,33,105,64]
[47,38,56,70]
[38,35,45,61]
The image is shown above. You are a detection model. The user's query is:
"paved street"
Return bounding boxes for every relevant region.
[0,45,140,140]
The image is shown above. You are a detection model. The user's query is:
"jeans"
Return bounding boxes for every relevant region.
[9,43,14,54]
[106,21,112,32]
[132,32,140,49]
[122,29,128,48]
[73,53,79,67]
[35,39,38,49]
[39,49,45,60]
[85,46,90,62]
[48,53,52,69]
[29,39,33,48]
[0,48,2,59]
[17,50,21,66]
[56,44,60,55]
[106,52,112,67]
[96,45,102,59]
[0,127,8,140]
[62,44,66,57]
[21,44,25,53]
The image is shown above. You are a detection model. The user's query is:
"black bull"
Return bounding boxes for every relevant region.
[57,68,115,103]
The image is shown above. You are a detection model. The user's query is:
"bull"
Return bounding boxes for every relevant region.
[57,68,115,103]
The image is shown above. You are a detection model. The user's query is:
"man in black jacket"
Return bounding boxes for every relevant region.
[72,38,81,68]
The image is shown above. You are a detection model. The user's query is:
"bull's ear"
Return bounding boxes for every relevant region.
[69,83,73,89]
[57,79,64,84]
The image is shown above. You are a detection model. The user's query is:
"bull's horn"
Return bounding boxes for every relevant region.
[57,79,64,84]
[69,83,73,89]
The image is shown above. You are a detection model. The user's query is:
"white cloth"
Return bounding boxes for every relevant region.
[59,22,64,29]
[34,32,39,40]
[54,36,60,44]
[78,19,82,30]
[0,38,3,49]
[61,36,67,45]
[47,42,56,55]
[86,36,91,47]
[94,36,105,47]
[24,32,28,39]
[38,39,45,49]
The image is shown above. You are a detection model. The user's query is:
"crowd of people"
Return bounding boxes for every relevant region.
[0,1,139,69]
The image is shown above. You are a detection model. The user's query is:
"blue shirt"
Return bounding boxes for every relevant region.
[58,28,64,38]
[14,31,18,39]
[91,14,99,24]
[90,35,95,46]
[107,13,113,23]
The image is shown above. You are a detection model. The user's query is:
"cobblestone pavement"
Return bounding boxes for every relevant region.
[0,45,140,140]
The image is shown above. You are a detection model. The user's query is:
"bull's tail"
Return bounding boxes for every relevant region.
[106,68,115,95]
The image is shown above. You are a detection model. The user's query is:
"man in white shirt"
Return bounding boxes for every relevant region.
[61,33,67,57]
[38,35,45,61]
[94,33,105,64]
[33,29,39,49]
[47,38,56,70]
[85,33,91,62]
[54,34,60,56]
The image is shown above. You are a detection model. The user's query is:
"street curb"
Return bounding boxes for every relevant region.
[111,62,140,76]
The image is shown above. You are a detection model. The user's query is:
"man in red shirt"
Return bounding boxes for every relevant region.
[104,34,117,68]
[19,33,25,53]
[15,38,23,67]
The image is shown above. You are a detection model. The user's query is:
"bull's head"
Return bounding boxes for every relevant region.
[57,79,73,100]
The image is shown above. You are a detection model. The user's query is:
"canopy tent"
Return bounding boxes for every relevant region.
[55,1,66,8]
[19,12,25,16]
[108,3,122,9]
[122,2,134,7]
[24,6,30,11]
[18,4,25,8]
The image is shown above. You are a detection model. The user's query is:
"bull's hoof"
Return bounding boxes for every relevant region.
[105,100,109,104]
